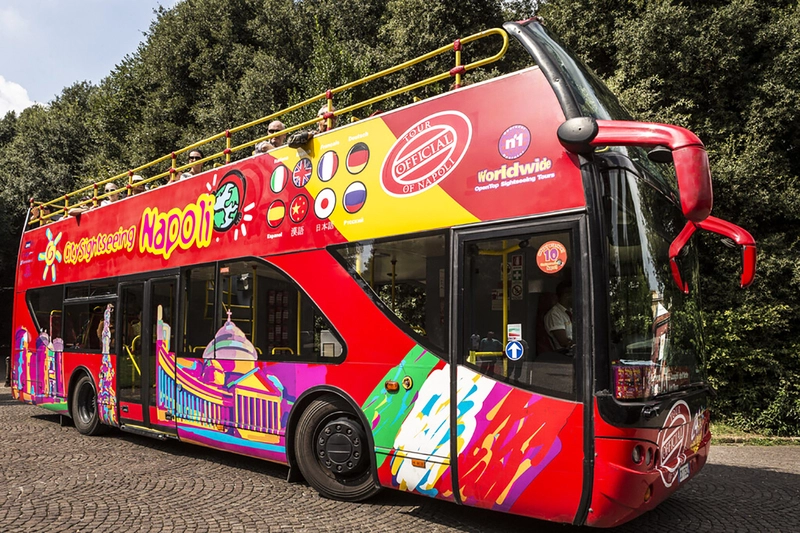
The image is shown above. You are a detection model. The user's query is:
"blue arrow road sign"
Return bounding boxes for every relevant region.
[505,341,523,361]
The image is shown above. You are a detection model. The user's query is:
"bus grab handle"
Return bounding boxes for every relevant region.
[669,216,756,293]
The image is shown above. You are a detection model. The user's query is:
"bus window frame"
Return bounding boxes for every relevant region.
[182,256,348,364]
[328,229,450,362]
[25,284,65,339]
[61,284,118,354]
[451,212,589,403]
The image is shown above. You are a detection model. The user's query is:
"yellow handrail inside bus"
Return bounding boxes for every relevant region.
[27,28,508,226]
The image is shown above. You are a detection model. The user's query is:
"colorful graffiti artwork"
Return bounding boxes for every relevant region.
[361,348,568,510]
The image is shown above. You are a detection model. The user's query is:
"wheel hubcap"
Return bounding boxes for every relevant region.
[316,417,366,476]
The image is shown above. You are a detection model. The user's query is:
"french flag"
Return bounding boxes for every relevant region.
[317,151,339,182]
[343,182,367,214]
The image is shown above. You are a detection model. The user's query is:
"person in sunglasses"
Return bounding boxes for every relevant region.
[254,120,287,154]
[180,149,205,179]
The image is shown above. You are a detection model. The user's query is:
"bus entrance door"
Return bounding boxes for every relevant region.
[454,222,585,522]
[118,277,178,437]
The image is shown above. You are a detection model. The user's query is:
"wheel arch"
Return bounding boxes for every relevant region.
[284,385,380,488]
[66,365,95,419]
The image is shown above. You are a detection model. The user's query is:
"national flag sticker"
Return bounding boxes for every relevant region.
[266,200,285,228]
[343,181,367,214]
[292,158,313,187]
[314,188,336,220]
[317,150,339,182]
[270,164,289,193]
[289,194,309,223]
[346,142,370,174]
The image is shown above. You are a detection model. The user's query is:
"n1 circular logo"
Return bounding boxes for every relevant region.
[380,111,472,197]
[498,124,531,160]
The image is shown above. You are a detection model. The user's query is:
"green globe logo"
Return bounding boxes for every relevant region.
[214,170,247,232]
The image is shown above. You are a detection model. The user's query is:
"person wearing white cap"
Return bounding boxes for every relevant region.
[130,175,145,195]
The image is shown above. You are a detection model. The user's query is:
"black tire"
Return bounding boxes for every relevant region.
[294,396,380,502]
[71,374,107,436]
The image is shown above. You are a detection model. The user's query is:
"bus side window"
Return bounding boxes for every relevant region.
[181,264,217,357]
[26,286,63,339]
[216,259,345,363]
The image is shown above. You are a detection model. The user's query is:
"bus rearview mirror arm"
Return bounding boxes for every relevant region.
[669,217,757,294]
[558,118,714,223]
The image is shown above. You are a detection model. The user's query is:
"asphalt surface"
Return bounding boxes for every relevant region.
[1,381,798,532]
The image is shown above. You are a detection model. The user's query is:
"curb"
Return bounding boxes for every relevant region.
[713,435,800,445]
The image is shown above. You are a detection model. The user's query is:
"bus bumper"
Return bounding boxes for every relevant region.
[585,432,710,528]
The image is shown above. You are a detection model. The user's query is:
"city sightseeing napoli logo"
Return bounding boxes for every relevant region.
[38,228,63,282]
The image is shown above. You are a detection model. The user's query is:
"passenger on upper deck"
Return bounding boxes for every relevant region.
[130,174,145,195]
[266,120,287,148]
[180,150,204,179]
[287,106,337,148]
[100,183,120,206]
[30,205,52,226]
[254,121,287,154]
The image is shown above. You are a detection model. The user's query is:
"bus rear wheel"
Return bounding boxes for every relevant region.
[71,374,106,436]
[294,396,380,502]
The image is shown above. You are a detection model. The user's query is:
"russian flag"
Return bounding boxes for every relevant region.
[267,200,285,228]
[343,182,367,214]
[270,165,288,193]
[317,151,339,182]
[346,143,370,174]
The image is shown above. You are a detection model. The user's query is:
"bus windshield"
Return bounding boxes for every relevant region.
[601,152,705,400]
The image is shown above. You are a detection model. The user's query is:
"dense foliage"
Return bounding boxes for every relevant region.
[1,0,797,433]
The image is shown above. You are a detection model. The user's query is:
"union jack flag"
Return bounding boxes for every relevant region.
[292,158,312,187]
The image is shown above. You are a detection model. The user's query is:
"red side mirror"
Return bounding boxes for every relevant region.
[590,120,713,223]
[669,216,757,293]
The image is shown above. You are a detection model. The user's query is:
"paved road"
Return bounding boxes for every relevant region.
[1,385,798,532]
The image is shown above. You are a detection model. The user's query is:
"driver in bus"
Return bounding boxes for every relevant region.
[544,280,574,351]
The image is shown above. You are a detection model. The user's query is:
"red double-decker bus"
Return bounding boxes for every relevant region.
[11,19,755,527]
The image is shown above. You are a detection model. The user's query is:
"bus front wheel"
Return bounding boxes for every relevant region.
[294,396,380,502]
[71,374,106,436]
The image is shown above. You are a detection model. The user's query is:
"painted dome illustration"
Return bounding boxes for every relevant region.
[202,312,257,361]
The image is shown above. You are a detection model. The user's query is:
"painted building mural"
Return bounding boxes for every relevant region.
[12,327,68,413]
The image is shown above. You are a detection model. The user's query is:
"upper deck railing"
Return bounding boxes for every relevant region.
[27,28,509,227]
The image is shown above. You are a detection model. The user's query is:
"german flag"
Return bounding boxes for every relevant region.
[346,142,370,174]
